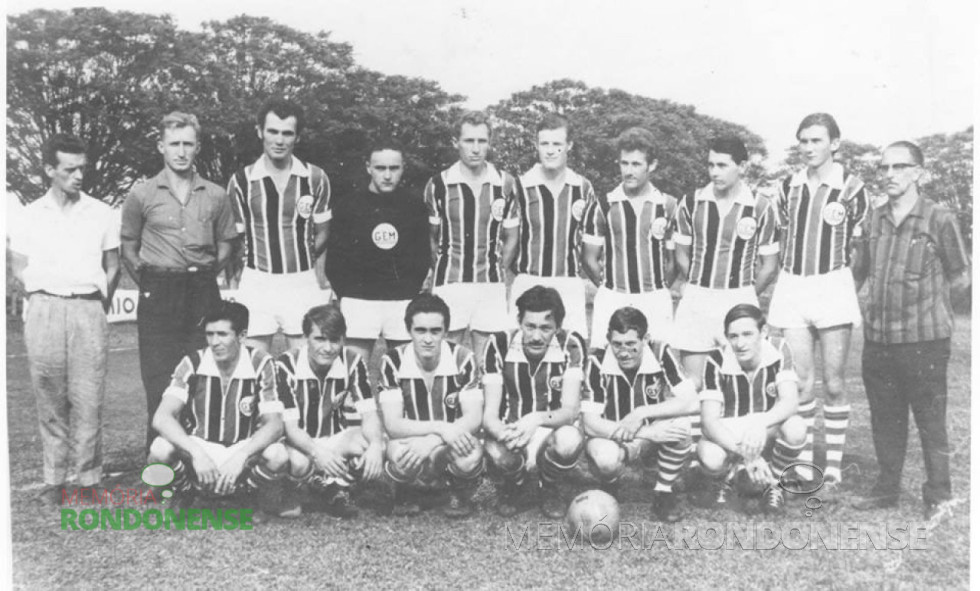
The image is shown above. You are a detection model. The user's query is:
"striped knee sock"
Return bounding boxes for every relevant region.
[654,442,693,493]
[245,463,283,493]
[770,438,805,481]
[822,404,851,483]
[797,399,817,479]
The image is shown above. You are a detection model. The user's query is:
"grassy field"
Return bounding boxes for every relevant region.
[4,315,971,590]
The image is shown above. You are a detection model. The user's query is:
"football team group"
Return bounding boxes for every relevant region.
[12,98,968,526]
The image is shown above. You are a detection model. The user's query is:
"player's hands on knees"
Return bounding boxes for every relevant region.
[360,444,384,481]
[191,452,220,491]
[440,423,477,457]
[215,452,248,495]
[313,444,349,478]
[612,416,644,442]
[744,456,773,489]
[647,418,688,443]
[737,420,768,461]
[507,414,541,450]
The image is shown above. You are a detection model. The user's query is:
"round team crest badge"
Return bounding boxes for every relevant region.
[332,390,348,405]
[645,378,664,400]
[736,217,758,240]
[296,195,314,219]
[765,383,777,397]
[490,198,506,222]
[372,223,399,250]
[822,202,847,226]
[549,376,563,391]
[650,217,669,241]
[571,200,586,221]
[444,392,459,410]
[239,396,255,416]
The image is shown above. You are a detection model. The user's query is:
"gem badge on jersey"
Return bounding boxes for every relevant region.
[645,377,664,400]
[239,396,256,416]
[296,195,315,219]
[549,376,563,392]
[571,200,586,221]
[332,389,349,406]
[736,217,758,240]
[650,217,669,241]
[765,383,777,398]
[444,391,459,410]
[821,202,847,226]
[372,223,399,250]
[490,198,506,222]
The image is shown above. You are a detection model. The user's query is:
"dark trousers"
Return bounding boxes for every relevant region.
[862,338,951,505]
[137,270,220,450]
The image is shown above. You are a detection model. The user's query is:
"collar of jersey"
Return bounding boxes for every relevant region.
[396,341,459,379]
[600,342,662,377]
[445,161,503,186]
[521,164,583,189]
[719,339,781,375]
[197,346,257,379]
[695,182,756,207]
[505,331,566,363]
[294,346,348,381]
[247,155,311,181]
[37,190,97,212]
[789,162,845,190]
[607,183,665,204]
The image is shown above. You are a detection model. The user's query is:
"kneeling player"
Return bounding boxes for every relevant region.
[581,307,697,522]
[276,304,384,518]
[378,294,484,518]
[148,301,287,514]
[483,286,586,519]
[697,304,806,513]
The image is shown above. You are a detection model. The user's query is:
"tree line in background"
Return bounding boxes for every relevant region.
[6,8,973,242]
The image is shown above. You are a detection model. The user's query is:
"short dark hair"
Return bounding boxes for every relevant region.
[885,141,924,166]
[42,134,87,168]
[257,98,304,135]
[536,113,572,142]
[709,136,749,164]
[456,110,492,138]
[607,307,648,339]
[302,304,347,340]
[515,285,565,327]
[723,303,765,332]
[616,127,658,164]
[203,300,250,334]
[404,293,451,332]
[366,141,406,162]
[796,113,841,142]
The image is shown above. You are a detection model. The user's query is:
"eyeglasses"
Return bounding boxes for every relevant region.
[876,163,918,172]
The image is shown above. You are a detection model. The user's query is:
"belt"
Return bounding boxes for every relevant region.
[141,265,214,275]
[31,290,102,301]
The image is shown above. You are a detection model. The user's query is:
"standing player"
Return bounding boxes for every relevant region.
[483,286,586,518]
[672,137,780,387]
[583,127,678,345]
[769,113,868,487]
[377,294,484,518]
[502,114,595,337]
[148,301,290,514]
[325,143,430,366]
[227,98,332,352]
[276,304,385,518]
[121,112,238,451]
[425,111,518,356]
[697,304,805,513]
[581,307,697,522]
[10,134,120,504]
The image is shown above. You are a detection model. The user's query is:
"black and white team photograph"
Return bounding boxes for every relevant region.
[2,0,975,589]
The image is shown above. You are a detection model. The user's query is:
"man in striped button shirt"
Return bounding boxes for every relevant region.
[227,98,332,352]
[583,127,678,345]
[148,301,290,515]
[502,114,596,337]
[482,286,587,518]
[698,304,805,514]
[425,111,518,356]
[852,142,970,519]
[673,137,780,388]
[582,307,698,522]
[769,113,869,488]
[276,304,384,518]
[378,294,484,518]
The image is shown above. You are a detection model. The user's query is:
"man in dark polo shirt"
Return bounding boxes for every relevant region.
[852,141,970,519]
[121,111,238,451]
